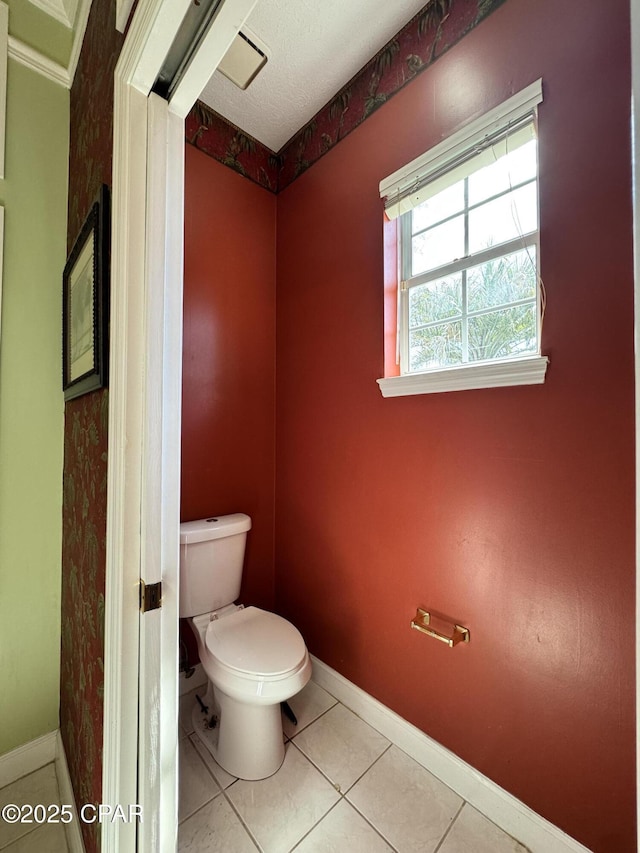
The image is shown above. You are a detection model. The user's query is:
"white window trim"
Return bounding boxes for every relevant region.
[378,79,547,398]
[377,355,548,398]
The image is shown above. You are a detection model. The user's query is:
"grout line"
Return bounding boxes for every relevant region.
[186,733,238,793]
[286,699,338,740]
[176,789,223,829]
[177,739,259,849]
[341,744,404,851]
[287,740,342,794]
[343,742,393,795]
[433,800,466,853]
[177,782,261,852]
[0,762,57,794]
[0,763,62,852]
[215,739,340,853]
[341,790,401,853]
[288,703,395,794]
[185,734,223,790]
[0,825,39,852]
[218,784,263,852]
[283,772,400,853]
[320,681,485,820]
[177,737,223,826]
[286,737,400,851]
[177,791,221,827]
[287,799,341,851]
[360,817,400,852]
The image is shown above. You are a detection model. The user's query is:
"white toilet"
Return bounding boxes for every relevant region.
[180,513,311,780]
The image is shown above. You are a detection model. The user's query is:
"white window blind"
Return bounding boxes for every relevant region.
[380,79,543,221]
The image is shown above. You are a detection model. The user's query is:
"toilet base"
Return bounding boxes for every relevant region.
[191,682,286,781]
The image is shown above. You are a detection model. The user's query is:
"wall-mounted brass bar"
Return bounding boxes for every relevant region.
[410,608,469,647]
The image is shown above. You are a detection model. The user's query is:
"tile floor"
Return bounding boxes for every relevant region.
[0,764,69,853]
[0,679,531,853]
[178,679,530,853]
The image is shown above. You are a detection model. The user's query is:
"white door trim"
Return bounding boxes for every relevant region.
[135,91,183,852]
[104,2,256,850]
[103,73,148,853]
[104,3,191,850]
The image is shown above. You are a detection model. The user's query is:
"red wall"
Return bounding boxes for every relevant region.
[274,2,635,851]
[182,145,277,610]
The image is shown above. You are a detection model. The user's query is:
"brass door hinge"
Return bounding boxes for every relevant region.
[140,580,162,613]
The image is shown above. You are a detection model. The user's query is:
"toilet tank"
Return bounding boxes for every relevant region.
[179,513,252,618]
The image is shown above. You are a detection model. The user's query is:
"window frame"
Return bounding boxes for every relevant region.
[377,80,548,398]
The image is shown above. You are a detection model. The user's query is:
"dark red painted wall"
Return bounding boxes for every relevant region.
[274,2,635,851]
[182,145,277,610]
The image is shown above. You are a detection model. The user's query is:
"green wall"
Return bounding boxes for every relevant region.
[0,58,68,755]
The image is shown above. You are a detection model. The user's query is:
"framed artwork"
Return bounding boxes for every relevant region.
[63,185,110,401]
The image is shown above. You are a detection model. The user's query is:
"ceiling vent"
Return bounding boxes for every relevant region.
[217,29,268,90]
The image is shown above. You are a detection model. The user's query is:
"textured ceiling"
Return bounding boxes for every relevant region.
[199,0,429,152]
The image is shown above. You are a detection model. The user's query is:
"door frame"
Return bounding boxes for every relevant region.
[102,1,256,850]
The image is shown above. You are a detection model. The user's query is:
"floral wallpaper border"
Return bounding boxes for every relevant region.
[186,0,508,193]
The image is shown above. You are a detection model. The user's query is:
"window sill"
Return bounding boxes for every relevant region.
[377,355,549,398]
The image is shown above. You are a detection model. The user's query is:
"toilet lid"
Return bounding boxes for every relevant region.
[205,606,307,677]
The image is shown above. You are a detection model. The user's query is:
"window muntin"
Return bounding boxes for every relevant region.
[399,127,540,376]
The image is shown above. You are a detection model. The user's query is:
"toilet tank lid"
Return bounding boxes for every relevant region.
[180,513,252,544]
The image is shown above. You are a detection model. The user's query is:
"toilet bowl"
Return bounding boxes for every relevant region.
[180,514,311,780]
[190,606,311,780]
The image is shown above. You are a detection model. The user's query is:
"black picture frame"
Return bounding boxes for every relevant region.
[63,185,110,401]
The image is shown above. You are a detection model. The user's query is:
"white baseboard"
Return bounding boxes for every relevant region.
[0,730,57,789]
[55,732,85,853]
[310,656,592,853]
[0,731,85,852]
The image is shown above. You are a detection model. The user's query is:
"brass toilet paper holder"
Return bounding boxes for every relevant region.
[410,608,470,648]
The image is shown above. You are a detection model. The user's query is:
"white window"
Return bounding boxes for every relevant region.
[377,80,548,397]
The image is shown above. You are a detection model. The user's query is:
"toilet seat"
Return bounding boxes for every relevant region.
[205,606,307,679]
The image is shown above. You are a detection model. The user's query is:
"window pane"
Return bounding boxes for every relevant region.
[410,321,462,371]
[412,215,464,276]
[468,183,537,254]
[409,274,462,327]
[468,303,537,362]
[467,247,537,313]
[468,139,537,206]
[412,181,465,232]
